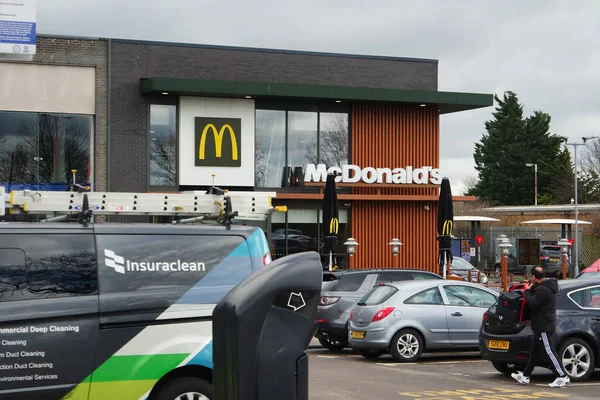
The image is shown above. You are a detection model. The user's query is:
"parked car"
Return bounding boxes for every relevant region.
[316,269,442,351]
[479,280,600,382]
[493,253,522,276]
[575,259,600,280]
[348,280,498,361]
[493,247,562,278]
[449,257,488,285]
[540,245,564,277]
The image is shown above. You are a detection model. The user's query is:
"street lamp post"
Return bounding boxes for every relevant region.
[343,238,359,269]
[525,163,538,206]
[499,236,513,292]
[565,136,599,276]
[558,238,571,280]
[388,238,403,268]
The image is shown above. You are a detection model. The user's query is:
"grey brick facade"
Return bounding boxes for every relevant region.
[34,35,109,192]
[109,40,438,192]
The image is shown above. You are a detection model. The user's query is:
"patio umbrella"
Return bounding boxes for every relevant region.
[437,177,454,278]
[322,173,339,271]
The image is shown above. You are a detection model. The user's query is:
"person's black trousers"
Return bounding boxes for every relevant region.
[523,331,566,378]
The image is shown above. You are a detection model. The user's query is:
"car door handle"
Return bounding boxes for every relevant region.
[451,312,463,317]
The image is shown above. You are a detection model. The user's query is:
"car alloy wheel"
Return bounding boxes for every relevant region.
[175,393,209,400]
[560,338,595,381]
[390,328,423,362]
[397,334,419,358]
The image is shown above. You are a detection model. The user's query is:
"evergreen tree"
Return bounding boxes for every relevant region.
[468,91,571,206]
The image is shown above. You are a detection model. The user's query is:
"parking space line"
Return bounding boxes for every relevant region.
[535,382,600,387]
[316,355,338,359]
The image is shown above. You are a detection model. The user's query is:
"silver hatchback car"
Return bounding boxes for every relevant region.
[348,280,498,362]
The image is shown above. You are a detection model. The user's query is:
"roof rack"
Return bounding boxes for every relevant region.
[1,185,284,227]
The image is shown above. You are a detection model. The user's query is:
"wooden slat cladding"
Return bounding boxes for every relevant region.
[351,201,438,272]
[351,104,439,197]
[350,104,440,272]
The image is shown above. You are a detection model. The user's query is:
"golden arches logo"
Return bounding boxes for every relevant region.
[329,218,339,235]
[442,220,453,235]
[198,124,238,161]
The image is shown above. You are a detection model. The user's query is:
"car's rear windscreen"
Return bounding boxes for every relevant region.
[358,285,398,305]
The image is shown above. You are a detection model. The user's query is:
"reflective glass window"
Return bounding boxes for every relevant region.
[0,111,93,190]
[287,111,317,187]
[149,104,177,187]
[255,110,286,188]
[318,112,349,167]
[0,234,97,302]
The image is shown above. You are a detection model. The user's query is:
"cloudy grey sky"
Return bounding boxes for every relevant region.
[37,0,600,195]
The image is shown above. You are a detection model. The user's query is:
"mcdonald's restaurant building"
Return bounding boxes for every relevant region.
[0,35,493,272]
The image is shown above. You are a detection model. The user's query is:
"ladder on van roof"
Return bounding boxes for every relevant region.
[0,185,285,225]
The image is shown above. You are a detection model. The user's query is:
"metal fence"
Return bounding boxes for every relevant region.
[455,225,600,275]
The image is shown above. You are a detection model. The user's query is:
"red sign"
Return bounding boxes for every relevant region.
[568,238,574,246]
[476,236,483,246]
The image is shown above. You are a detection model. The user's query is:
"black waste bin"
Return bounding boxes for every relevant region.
[213,251,322,400]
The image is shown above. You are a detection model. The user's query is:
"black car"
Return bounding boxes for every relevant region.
[479,280,600,382]
[316,268,442,351]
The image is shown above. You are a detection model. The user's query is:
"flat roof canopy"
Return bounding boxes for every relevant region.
[521,219,592,225]
[140,78,493,114]
[455,216,501,222]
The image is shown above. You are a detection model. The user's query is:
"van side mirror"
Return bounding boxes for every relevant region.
[213,251,322,400]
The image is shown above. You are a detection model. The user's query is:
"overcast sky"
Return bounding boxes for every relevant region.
[36,0,600,195]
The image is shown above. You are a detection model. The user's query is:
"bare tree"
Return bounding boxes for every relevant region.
[461,174,478,195]
[150,134,176,186]
[579,140,600,203]
[307,114,348,167]
[0,114,91,187]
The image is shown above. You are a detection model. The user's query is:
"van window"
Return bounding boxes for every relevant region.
[0,234,97,302]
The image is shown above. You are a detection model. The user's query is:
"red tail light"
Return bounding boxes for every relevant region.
[262,253,272,266]
[372,307,395,322]
[316,318,327,323]
[482,311,490,323]
[349,309,354,321]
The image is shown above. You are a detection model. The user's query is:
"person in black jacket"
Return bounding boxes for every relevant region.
[511,266,569,388]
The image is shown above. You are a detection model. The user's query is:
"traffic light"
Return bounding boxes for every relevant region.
[476,236,483,246]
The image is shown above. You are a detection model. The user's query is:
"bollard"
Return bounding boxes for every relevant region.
[467,270,472,282]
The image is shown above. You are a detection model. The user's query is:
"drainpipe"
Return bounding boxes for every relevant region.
[107,38,112,191]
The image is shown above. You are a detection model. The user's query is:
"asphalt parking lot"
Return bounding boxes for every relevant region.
[308,343,600,400]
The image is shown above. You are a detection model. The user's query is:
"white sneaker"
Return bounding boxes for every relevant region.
[548,376,570,388]
[511,371,530,385]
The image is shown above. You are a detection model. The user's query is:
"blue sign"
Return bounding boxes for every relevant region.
[0,0,36,55]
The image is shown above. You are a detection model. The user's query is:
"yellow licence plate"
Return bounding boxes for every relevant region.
[351,331,366,339]
[550,258,559,262]
[488,340,510,350]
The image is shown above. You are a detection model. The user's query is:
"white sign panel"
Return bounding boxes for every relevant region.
[179,97,255,187]
[0,0,36,55]
[304,164,442,185]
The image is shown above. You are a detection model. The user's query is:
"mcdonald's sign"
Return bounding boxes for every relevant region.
[194,117,242,167]
[329,217,339,235]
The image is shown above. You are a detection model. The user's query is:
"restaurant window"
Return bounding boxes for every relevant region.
[318,112,349,168]
[149,104,177,188]
[0,111,93,191]
[287,111,317,186]
[270,208,349,269]
[255,107,349,188]
[255,110,285,187]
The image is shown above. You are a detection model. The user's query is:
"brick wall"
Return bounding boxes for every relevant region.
[35,35,108,192]
[110,40,438,192]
